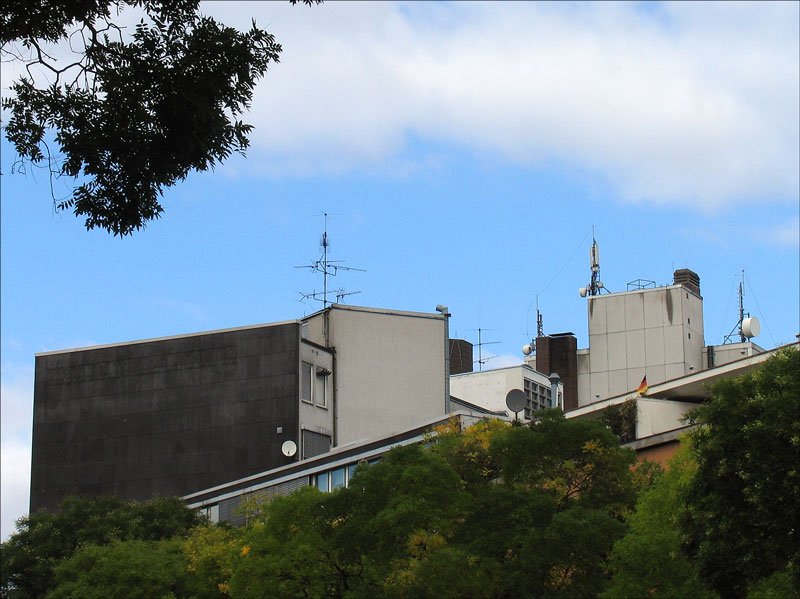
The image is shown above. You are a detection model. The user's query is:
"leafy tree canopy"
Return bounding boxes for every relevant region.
[682,347,800,598]
[602,441,717,599]
[1,0,314,236]
[0,495,202,598]
[48,538,202,599]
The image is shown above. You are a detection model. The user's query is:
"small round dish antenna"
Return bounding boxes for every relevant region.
[281,440,298,457]
[505,389,526,414]
[742,316,760,339]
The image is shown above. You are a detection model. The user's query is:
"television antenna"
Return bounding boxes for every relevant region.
[296,213,365,309]
[723,270,760,344]
[468,327,501,371]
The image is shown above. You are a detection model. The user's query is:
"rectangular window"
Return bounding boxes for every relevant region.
[301,362,313,403]
[315,370,327,408]
[347,463,358,483]
[331,467,346,490]
[316,471,329,492]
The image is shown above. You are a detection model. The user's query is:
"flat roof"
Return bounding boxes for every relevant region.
[35,319,301,356]
[302,303,444,322]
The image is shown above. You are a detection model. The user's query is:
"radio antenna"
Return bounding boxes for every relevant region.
[579,227,606,298]
[296,213,365,309]
[468,327,501,371]
[723,270,760,344]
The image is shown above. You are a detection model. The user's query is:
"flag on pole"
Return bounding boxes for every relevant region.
[637,375,648,396]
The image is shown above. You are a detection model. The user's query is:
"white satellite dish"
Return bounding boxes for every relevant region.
[281,440,298,457]
[522,344,533,356]
[742,316,760,339]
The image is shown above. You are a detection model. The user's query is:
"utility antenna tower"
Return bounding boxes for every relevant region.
[579,228,606,298]
[723,270,760,344]
[468,327,501,371]
[296,213,365,309]
[535,295,544,338]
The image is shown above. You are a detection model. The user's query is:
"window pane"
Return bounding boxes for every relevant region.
[316,471,329,492]
[347,464,358,484]
[331,467,345,490]
[315,373,326,407]
[301,362,312,402]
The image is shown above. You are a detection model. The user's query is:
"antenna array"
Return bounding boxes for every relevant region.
[468,327,501,371]
[579,228,608,298]
[723,270,760,344]
[296,213,365,309]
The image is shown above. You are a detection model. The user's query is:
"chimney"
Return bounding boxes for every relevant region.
[449,339,474,374]
[673,268,700,296]
[535,333,578,411]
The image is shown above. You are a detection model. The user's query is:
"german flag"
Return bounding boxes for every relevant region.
[637,375,648,396]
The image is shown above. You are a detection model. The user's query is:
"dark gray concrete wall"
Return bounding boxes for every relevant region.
[31,324,300,512]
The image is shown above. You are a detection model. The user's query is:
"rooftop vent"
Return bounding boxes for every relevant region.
[673,268,700,295]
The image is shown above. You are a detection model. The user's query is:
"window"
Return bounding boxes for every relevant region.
[315,369,327,408]
[331,467,346,490]
[202,504,219,523]
[314,461,372,493]
[523,378,550,417]
[301,362,313,403]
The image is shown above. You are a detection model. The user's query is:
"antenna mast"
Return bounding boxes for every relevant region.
[296,213,365,309]
[536,295,544,338]
[579,228,606,298]
[469,327,501,371]
[723,270,751,344]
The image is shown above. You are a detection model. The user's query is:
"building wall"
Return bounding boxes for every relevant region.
[450,365,558,420]
[635,441,681,467]
[299,340,335,457]
[580,284,704,404]
[704,341,764,368]
[31,323,301,512]
[320,306,447,445]
[451,368,521,414]
[636,398,698,438]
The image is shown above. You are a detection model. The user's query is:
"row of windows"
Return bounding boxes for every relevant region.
[301,361,329,408]
[314,458,381,493]
[523,378,552,419]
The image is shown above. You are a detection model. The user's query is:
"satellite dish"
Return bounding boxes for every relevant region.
[281,440,297,457]
[742,316,760,339]
[522,344,533,356]
[505,389,526,413]
[579,287,588,297]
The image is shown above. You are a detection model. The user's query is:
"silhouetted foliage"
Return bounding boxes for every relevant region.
[1,1,316,235]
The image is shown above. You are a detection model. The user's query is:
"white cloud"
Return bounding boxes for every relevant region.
[204,1,798,209]
[3,2,798,209]
[680,215,800,250]
[0,366,33,541]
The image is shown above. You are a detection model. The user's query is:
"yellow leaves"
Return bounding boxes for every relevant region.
[432,417,462,437]
[239,545,251,557]
[582,439,602,455]
[547,563,576,590]
[218,582,230,594]
[407,530,446,560]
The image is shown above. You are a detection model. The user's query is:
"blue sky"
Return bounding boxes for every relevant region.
[2,1,798,539]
